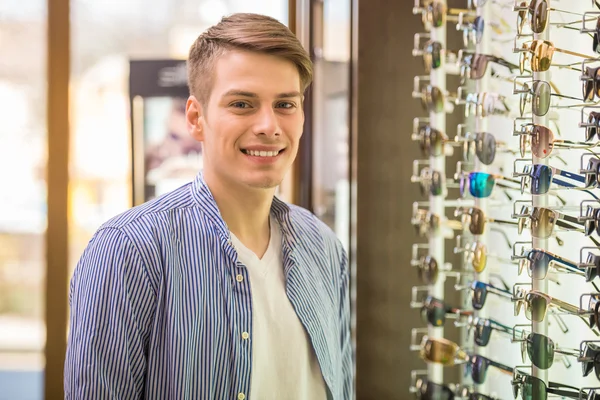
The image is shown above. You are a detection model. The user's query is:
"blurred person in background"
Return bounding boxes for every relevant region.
[64,13,353,400]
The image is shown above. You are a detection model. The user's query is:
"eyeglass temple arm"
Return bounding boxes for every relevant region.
[555,46,597,60]
[488,359,514,374]
[551,297,582,315]
[546,387,585,399]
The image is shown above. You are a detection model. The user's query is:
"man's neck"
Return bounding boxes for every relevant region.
[204,170,274,255]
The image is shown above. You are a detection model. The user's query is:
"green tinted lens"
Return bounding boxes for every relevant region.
[527,333,555,369]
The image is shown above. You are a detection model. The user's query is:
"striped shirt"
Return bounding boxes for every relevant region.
[64,172,353,400]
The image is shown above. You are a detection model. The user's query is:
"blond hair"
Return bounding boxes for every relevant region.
[187,13,313,104]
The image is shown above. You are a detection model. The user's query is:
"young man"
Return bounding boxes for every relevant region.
[64,13,353,400]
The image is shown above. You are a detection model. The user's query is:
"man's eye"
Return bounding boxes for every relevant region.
[231,102,250,109]
[277,102,296,109]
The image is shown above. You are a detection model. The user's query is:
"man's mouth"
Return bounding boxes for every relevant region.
[241,149,284,157]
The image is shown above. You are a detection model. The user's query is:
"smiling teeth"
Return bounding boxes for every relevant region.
[246,150,279,157]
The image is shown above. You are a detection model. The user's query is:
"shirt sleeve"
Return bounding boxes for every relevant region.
[338,246,354,400]
[64,227,157,399]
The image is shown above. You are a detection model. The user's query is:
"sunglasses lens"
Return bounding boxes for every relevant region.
[526,375,547,400]
[469,208,485,235]
[529,165,551,195]
[431,2,445,27]
[470,55,488,80]
[420,380,453,400]
[419,255,439,285]
[531,208,554,239]
[528,293,547,322]
[421,338,455,365]
[472,282,487,310]
[586,253,598,282]
[587,114,598,142]
[469,172,495,198]
[423,304,445,327]
[527,333,554,369]
[470,356,487,384]
[529,0,548,34]
[472,243,487,273]
[431,170,443,196]
[475,132,496,165]
[531,125,553,158]
[532,81,551,116]
[474,16,484,44]
[474,320,491,346]
[431,86,444,113]
[528,251,550,279]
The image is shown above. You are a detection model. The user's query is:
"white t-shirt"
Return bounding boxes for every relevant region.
[229,217,327,400]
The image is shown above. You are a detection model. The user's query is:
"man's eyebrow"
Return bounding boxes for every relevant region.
[221,90,302,99]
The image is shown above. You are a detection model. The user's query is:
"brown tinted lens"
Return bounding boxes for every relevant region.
[530,0,548,34]
[520,131,528,158]
[431,2,446,27]
[587,113,598,141]
[430,128,444,156]
[419,255,439,284]
[532,81,551,116]
[584,68,596,101]
[531,125,553,158]
[470,54,488,80]
[421,338,457,365]
[469,208,486,235]
[531,208,554,239]
[533,42,552,72]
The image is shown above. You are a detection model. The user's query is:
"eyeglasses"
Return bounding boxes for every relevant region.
[455,206,517,235]
[464,92,510,118]
[416,1,470,29]
[467,316,515,347]
[459,171,518,198]
[512,370,586,400]
[518,248,584,280]
[584,205,600,236]
[461,53,519,80]
[421,295,472,327]
[515,289,581,322]
[520,39,596,74]
[419,336,469,366]
[470,280,513,310]
[411,209,463,237]
[517,205,585,239]
[519,124,593,159]
[519,331,579,370]
[519,80,581,117]
[466,355,513,385]
[416,125,449,157]
[519,164,588,195]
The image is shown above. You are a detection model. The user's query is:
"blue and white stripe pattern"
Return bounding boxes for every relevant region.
[64,172,353,400]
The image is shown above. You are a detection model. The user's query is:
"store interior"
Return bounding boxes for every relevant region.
[5,0,600,399]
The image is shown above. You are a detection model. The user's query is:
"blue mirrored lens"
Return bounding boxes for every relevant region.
[469,172,495,198]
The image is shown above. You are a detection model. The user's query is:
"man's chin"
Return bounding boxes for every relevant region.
[245,174,283,190]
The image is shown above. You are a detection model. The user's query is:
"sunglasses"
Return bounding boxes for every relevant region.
[421,295,472,327]
[417,167,444,196]
[420,85,455,114]
[515,289,581,322]
[467,316,515,347]
[581,342,600,381]
[584,205,600,236]
[414,255,440,285]
[516,0,586,35]
[582,157,600,188]
[583,67,600,102]
[459,171,518,198]
[416,125,449,157]
[584,112,600,141]
[460,15,485,48]
[455,206,517,235]
[588,296,600,331]
[517,205,584,239]
[419,336,469,366]
[519,124,592,159]
[519,164,588,195]
[460,131,509,165]
[520,331,579,370]
[461,53,519,81]
[520,39,596,74]
[417,1,470,29]
[512,370,586,400]
[421,40,443,73]
[466,354,513,385]
[470,280,513,310]
[413,377,454,400]
[518,248,584,280]
[519,80,581,117]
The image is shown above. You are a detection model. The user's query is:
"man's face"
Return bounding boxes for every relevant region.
[187,50,304,191]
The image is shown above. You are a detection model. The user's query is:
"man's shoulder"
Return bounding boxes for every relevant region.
[99,182,197,233]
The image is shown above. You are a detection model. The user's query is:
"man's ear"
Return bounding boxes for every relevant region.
[186,95,204,141]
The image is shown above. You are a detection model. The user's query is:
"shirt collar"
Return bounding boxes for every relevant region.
[190,171,299,247]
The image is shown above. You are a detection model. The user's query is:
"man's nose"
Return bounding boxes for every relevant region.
[252,107,280,137]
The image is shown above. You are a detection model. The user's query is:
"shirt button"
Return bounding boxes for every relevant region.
[238,393,245,400]
[242,332,250,340]
[236,274,244,282]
